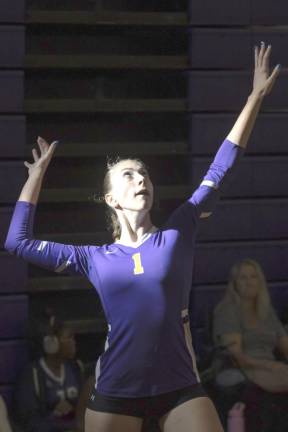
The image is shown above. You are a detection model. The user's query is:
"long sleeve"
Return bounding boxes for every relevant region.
[190,139,244,217]
[4,201,92,276]
[164,139,244,234]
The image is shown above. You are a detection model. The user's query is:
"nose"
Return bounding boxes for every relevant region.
[136,173,145,184]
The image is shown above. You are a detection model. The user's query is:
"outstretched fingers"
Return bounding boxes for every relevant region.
[24,137,59,170]
[23,161,31,169]
[256,42,271,69]
[37,136,58,158]
[32,148,39,162]
[265,63,281,94]
[262,44,272,70]
[254,45,259,68]
[37,136,47,155]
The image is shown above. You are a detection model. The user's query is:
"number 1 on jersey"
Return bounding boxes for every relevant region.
[132,252,144,275]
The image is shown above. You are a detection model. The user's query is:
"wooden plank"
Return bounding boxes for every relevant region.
[189,113,288,155]
[25,72,185,101]
[0,0,25,23]
[188,0,250,25]
[26,11,187,26]
[188,71,288,112]
[252,0,288,25]
[25,54,188,70]
[194,239,288,284]
[0,72,24,113]
[25,98,186,113]
[64,318,107,334]
[0,341,28,383]
[188,29,251,70]
[43,141,188,157]
[0,162,25,203]
[0,295,28,338]
[189,27,288,69]
[198,198,288,242]
[190,156,288,199]
[0,252,27,293]
[27,276,91,292]
[26,113,186,153]
[0,116,26,158]
[0,26,25,67]
[25,72,288,114]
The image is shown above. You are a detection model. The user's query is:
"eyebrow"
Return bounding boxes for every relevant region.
[120,167,146,173]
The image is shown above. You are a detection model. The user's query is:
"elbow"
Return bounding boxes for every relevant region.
[4,232,22,255]
[4,236,17,255]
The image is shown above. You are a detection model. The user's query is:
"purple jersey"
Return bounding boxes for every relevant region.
[5,139,243,397]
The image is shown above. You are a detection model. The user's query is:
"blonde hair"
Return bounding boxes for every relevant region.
[215,258,271,320]
[102,157,148,242]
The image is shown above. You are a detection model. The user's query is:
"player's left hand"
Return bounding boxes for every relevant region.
[53,399,74,417]
[252,42,280,97]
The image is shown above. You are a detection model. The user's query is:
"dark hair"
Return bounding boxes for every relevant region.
[27,308,66,359]
[103,156,148,241]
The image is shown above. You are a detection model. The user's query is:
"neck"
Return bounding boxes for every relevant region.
[44,355,63,375]
[116,210,155,244]
[240,298,257,313]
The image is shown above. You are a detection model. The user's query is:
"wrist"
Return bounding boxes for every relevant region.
[248,91,265,103]
[28,168,46,181]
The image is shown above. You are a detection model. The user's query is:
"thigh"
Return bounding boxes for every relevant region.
[85,408,143,432]
[159,397,224,432]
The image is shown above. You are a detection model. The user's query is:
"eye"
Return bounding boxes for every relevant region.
[123,170,133,177]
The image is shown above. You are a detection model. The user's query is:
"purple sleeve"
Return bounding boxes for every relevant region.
[164,139,244,232]
[5,201,91,276]
[189,139,244,216]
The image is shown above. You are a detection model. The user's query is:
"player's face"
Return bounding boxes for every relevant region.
[58,328,76,359]
[108,160,154,212]
[235,264,260,301]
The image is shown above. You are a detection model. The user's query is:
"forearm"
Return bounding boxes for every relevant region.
[190,139,244,215]
[226,92,264,149]
[18,169,45,205]
[231,350,272,371]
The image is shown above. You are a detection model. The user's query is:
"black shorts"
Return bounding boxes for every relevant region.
[86,383,207,419]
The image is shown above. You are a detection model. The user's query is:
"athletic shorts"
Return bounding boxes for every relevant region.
[86,383,207,419]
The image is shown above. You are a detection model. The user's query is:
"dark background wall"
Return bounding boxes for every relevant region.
[1,0,288,407]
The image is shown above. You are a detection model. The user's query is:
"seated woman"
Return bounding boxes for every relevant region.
[13,315,84,432]
[213,258,288,393]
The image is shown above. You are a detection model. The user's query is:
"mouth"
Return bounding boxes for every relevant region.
[135,189,149,197]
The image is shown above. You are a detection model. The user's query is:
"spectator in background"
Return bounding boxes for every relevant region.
[13,315,84,432]
[213,258,288,391]
[213,258,288,431]
[0,395,13,432]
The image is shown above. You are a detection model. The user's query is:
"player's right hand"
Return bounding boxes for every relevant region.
[24,136,58,176]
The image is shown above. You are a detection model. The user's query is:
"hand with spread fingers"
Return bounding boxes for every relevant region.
[252,42,280,98]
[24,136,58,177]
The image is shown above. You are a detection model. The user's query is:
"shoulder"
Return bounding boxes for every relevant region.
[214,300,239,318]
[213,301,242,333]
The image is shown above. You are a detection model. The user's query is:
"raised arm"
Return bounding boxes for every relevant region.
[226,42,280,148]
[191,42,280,218]
[5,137,91,276]
[19,136,58,204]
